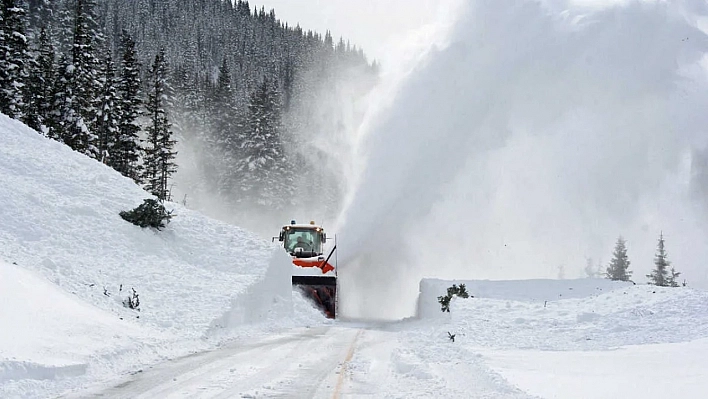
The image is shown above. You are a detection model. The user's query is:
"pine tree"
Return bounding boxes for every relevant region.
[647,232,681,287]
[112,30,142,182]
[46,54,71,140]
[605,236,633,281]
[142,49,177,201]
[22,26,55,133]
[667,267,682,288]
[0,0,29,119]
[212,56,242,195]
[65,0,102,158]
[94,51,120,164]
[26,0,50,39]
[239,76,292,208]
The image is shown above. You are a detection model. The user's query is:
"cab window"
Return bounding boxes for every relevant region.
[285,228,322,254]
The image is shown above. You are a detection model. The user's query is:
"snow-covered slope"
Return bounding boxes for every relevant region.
[0,115,325,398]
[399,278,708,398]
[0,260,178,393]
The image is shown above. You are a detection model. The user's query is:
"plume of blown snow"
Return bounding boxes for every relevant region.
[336,0,708,320]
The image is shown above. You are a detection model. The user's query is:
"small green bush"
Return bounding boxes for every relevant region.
[438,284,470,312]
[120,198,173,230]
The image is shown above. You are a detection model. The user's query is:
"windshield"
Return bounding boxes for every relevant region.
[284,228,323,254]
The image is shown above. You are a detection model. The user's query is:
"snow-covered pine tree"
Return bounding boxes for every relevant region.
[142,49,177,201]
[0,0,29,119]
[64,0,102,158]
[239,76,293,209]
[94,51,120,164]
[647,232,681,287]
[22,26,55,134]
[25,0,50,39]
[50,0,75,56]
[211,56,243,196]
[46,54,71,140]
[605,236,633,281]
[111,29,142,182]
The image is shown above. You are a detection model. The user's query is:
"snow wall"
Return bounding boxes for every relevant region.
[416,278,634,319]
[335,0,708,320]
[209,248,294,329]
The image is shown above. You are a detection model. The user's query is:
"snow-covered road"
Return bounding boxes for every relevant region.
[60,326,364,399]
[57,321,535,399]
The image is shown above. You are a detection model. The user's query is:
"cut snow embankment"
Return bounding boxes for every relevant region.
[0,115,324,397]
[0,260,165,383]
[411,278,708,398]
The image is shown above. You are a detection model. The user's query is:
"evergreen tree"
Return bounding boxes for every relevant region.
[0,0,29,118]
[142,49,177,201]
[46,54,71,140]
[667,267,682,288]
[605,236,633,281]
[239,76,292,208]
[26,0,50,39]
[65,0,102,158]
[647,232,681,287]
[211,56,242,195]
[22,26,55,133]
[94,51,120,163]
[111,29,142,181]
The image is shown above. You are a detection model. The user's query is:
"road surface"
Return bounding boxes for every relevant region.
[58,326,363,398]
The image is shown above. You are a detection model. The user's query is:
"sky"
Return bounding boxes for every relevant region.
[251,0,445,65]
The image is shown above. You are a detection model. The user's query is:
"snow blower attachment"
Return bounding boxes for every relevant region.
[275,220,337,318]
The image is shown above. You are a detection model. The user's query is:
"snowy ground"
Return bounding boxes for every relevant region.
[404,278,708,399]
[0,115,328,398]
[2,116,708,398]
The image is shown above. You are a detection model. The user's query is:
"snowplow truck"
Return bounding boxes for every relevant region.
[275,220,337,318]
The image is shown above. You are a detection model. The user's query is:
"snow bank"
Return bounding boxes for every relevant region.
[0,260,177,397]
[404,278,708,398]
[416,277,631,318]
[0,115,274,336]
[0,115,325,397]
[209,248,294,329]
[209,248,334,338]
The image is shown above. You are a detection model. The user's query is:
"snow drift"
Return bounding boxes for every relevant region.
[0,115,325,398]
[336,0,708,320]
[403,278,708,398]
[416,277,632,318]
[0,260,162,387]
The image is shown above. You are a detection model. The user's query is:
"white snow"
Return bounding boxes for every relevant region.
[401,277,708,398]
[0,259,173,389]
[5,0,708,395]
[0,114,328,398]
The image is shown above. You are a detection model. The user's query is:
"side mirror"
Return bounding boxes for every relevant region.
[278,231,284,242]
[322,233,327,243]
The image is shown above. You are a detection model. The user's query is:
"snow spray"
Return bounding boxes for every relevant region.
[335,0,708,320]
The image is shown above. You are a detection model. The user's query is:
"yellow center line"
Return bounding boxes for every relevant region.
[332,330,364,399]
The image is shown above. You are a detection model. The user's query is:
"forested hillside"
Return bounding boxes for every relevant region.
[2,0,377,231]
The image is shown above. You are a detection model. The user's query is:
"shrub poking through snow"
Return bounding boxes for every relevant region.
[438,284,470,312]
[120,198,173,230]
[122,288,140,310]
